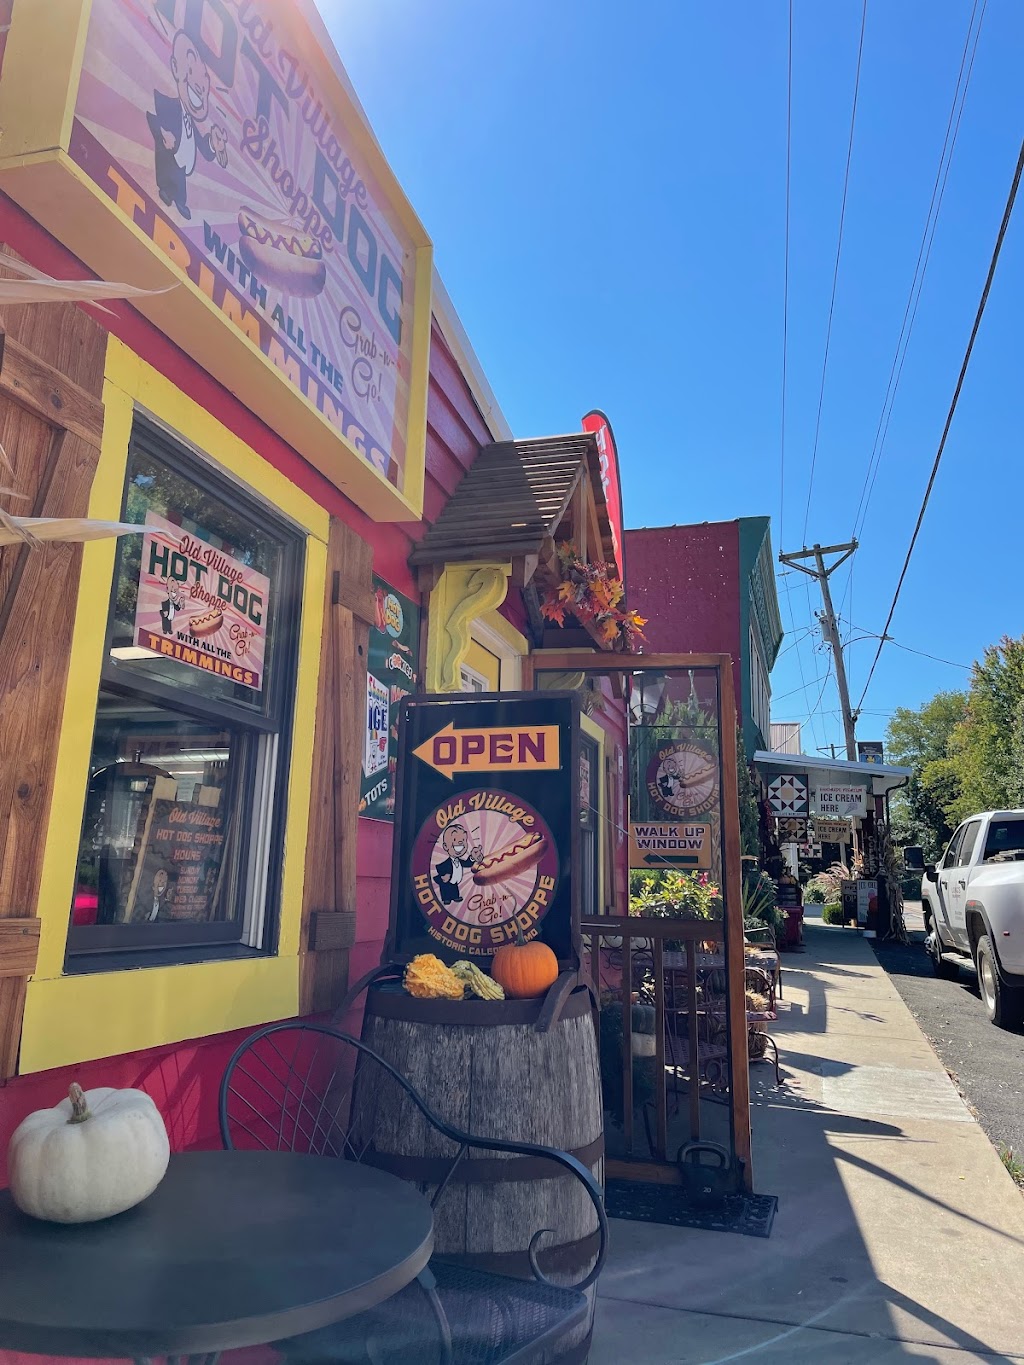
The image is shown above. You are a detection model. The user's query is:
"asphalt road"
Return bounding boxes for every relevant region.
[872,901,1024,1157]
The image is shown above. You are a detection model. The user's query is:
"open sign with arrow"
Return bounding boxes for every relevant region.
[413,722,561,778]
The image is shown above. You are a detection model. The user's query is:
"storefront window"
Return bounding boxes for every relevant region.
[67,420,302,968]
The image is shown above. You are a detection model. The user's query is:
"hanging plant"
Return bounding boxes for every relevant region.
[539,542,646,652]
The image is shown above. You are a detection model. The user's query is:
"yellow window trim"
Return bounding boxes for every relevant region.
[21,337,328,1075]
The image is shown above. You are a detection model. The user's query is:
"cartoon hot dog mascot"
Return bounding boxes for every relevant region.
[237,207,327,299]
[473,832,547,886]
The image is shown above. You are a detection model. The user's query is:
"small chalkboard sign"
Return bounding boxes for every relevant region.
[124,778,226,924]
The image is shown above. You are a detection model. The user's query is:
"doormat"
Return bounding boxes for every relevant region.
[605,1179,778,1238]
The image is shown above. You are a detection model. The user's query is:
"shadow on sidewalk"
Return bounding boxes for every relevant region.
[593,923,1024,1363]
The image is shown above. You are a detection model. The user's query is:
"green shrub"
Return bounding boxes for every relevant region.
[741,868,784,931]
[628,869,721,920]
[804,883,826,904]
[822,903,845,926]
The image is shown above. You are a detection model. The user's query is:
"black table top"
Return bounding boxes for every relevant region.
[0,1150,434,1359]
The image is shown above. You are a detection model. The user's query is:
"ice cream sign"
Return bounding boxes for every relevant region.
[813,784,868,819]
[364,673,389,779]
[134,513,269,690]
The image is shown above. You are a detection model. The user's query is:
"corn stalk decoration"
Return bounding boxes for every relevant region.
[878,821,908,944]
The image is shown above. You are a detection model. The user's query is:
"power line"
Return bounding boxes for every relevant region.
[774,668,834,704]
[778,574,829,750]
[779,0,793,547]
[855,133,1024,715]
[779,660,835,722]
[776,624,818,658]
[839,617,972,671]
[836,3,984,635]
[884,638,971,672]
[849,0,987,543]
[801,0,868,541]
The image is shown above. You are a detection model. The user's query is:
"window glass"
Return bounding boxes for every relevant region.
[941,827,966,869]
[983,819,1024,863]
[68,424,300,966]
[460,664,488,693]
[957,820,982,867]
[73,691,244,931]
[108,439,283,711]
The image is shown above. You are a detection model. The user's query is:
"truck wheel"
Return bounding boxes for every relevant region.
[925,914,960,980]
[976,934,1024,1030]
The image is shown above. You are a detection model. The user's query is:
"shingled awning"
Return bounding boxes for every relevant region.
[409,432,615,573]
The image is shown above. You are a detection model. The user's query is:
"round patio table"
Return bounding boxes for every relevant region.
[0,1150,434,1362]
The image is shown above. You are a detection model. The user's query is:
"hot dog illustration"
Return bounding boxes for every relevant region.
[189,608,224,638]
[473,831,547,886]
[237,207,326,298]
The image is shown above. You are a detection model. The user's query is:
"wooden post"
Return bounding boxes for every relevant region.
[0,295,106,1078]
[298,518,373,1015]
[720,660,753,1189]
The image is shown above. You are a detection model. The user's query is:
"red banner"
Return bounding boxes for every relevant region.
[581,409,624,582]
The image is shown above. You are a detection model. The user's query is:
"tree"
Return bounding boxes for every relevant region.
[945,636,1024,823]
[885,691,967,858]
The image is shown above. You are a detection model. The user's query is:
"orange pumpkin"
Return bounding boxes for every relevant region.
[491,926,559,999]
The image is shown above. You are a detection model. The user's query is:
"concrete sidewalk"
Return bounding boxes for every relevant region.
[590,919,1024,1363]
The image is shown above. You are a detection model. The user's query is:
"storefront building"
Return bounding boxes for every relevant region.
[0,0,629,1171]
[625,517,783,758]
[0,0,490,1163]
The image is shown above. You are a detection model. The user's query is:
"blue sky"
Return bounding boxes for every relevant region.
[320,0,1024,756]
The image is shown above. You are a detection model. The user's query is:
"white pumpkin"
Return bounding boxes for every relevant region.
[8,1083,170,1224]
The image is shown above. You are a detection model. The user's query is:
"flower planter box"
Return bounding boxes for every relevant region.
[540,627,596,651]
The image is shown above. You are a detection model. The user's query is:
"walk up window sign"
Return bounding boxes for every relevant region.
[628,670,723,883]
[388,693,581,966]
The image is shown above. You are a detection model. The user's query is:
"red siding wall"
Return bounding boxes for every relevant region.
[625,523,742,671]
[0,195,491,1166]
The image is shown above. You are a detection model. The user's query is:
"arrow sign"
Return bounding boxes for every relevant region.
[628,820,712,871]
[413,722,561,779]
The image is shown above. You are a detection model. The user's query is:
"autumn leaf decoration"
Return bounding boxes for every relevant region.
[539,542,647,652]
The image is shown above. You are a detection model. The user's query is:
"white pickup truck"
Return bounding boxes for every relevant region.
[922,810,1024,1028]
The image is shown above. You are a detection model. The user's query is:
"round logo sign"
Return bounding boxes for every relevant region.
[411,789,559,956]
[383,592,404,638]
[646,742,719,818]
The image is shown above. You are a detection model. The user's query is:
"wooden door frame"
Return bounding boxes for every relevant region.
[523,650,753,1189]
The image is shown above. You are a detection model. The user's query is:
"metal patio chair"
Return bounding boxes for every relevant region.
[220,1022,607,1365]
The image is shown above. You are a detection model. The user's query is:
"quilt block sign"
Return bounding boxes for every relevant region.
[767,773,809,817]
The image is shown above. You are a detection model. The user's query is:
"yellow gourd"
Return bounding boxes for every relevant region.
[403,954,465,1001]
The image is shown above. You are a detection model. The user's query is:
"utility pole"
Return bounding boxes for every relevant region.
[779,540,858,762]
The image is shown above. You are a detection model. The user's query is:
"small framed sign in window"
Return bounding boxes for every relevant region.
[67,420,303,970]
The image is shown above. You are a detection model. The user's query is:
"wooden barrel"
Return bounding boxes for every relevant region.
[357,983,603,1363]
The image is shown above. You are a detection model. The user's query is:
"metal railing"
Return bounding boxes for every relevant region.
[581,916,737,1169]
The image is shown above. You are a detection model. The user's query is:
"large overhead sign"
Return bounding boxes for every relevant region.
[0,0,432,521]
